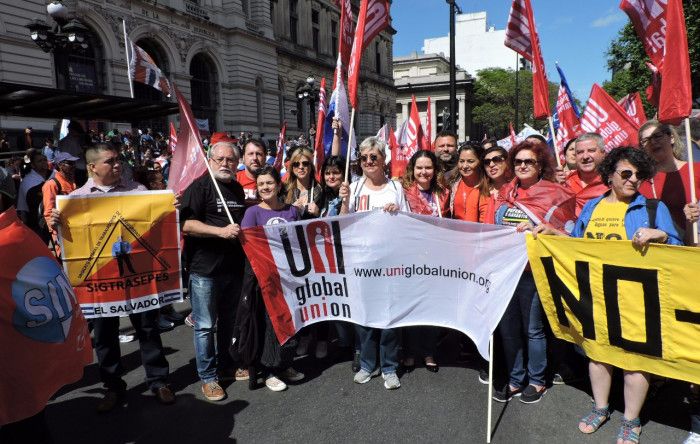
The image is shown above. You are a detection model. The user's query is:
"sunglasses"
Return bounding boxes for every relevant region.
[292,160,311,168]
[615,169,644,181]
[513,158,537,167]
[360,154,380,163]
[640,131,669,146]
[484,155,505,166]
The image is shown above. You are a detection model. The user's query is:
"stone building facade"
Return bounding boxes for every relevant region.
[0,0,395,146]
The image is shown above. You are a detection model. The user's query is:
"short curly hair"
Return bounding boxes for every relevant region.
[597,146,656,184]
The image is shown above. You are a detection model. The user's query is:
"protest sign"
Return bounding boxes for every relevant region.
[241,211,528,359]
[0,208,92,425]
[527,235,700,384]
[57,190,182,318]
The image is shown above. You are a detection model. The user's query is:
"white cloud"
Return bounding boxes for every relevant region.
[591,11,626,28]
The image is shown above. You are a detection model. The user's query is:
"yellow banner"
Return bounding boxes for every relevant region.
[527,235,700,384]
[57,191,182,318]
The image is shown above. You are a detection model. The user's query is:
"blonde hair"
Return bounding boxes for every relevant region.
[284,147,315,204]
[358,136,386,157]
[638,120,685,160]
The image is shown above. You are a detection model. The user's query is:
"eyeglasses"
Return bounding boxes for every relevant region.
[292,160,311,168]
[360,154,380,163]
[513,158,538,167]
[615,169,644,181]
[211,157,237,165]
[640,131,668,146]
[484,155,505,166]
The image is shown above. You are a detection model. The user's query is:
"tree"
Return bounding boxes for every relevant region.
[472,67,558,139]
[603,0,699,116]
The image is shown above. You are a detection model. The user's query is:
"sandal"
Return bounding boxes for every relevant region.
[617,417,641,444]
[578,405,611,434]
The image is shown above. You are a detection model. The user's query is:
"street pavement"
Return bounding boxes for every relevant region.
[46,302,691,444]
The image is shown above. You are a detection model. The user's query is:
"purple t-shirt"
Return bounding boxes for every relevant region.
[241,204,301,228]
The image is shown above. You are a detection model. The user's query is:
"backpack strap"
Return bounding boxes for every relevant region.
[645,198,659,230]
[52,177,62,195]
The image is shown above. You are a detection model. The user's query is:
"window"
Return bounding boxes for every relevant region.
[270,0,275,23]
[289,0,298,44]
[312,10,320,53]
[256,77,264,129]
[375,41,381,74]
[331,19,338,59]
[242,0,249,18]
[190,53,218,131]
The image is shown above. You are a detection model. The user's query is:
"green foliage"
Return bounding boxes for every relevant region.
[472,67,558,138]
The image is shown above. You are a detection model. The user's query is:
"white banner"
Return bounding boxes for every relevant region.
[242,211,528,359]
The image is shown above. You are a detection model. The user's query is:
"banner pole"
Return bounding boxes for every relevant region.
[548,116,561,168]
[122,20,134,99]
[684,117,698,245]
[486,334,494,443]
[345,107,357,181]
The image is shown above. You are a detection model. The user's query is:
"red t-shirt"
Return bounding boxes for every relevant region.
[236,170,258,207]
[639,162,700,229]
[564,171,609,216]
[452,180,489,222]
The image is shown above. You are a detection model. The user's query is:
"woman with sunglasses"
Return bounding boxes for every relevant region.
[492,139,576,405]
[339,136,408,390]
[638,120,700,240]
[238,165,305,392]
[449,143,490,222]
[534,147,681,443]
[284,147,322,219]
[481,146,512,224]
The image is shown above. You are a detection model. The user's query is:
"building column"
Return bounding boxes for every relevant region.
[430,99,437,141]
[458,96,466,142]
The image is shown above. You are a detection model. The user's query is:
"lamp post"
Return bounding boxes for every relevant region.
[446,0,461,134]
[296,76,318,140]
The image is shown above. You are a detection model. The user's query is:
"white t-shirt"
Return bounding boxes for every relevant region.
[348,178,408,213]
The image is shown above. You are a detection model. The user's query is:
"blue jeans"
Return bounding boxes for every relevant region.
[355,325,399,375]
[190,272,241,383]
[498,271,547,388]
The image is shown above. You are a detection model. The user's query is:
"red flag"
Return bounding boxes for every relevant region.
[555,84,582,152]
[391,119,411,178]
[620,0,692,124]
[0,208,92,426]
[273,122,287,172]
[314,78,327,179]
[168,122,177,153]
[424,96,433,150]
[336,0,354,79]
[406,95,426,151]
[645,62,661,109]
[504,0,550,119]
[509,122,518,146]
[168,87,208,195]
[347,0,390,109]
[617,92,647,126]
[580,84,641,152]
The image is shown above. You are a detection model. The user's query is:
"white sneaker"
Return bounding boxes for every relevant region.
[382,372,401,390]
[684,432,700,444]
[315,340,328,359]
[118,334,135,343]
[265,376,287,392]
[353,369,378,384]
[279,367,304,382]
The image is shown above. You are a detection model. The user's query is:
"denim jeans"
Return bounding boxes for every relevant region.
[498,271,547,388]
[355,325,399,375]
[190,271,242,383]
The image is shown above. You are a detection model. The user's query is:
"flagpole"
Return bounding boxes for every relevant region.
[548,116,562,168]
[486,334,494,443]
[684,117,698,245]
[344,107,357,180]
[122,20,134,99]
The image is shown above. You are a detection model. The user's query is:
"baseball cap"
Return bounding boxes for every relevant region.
[210,132,237,145]
[54,152,80,164]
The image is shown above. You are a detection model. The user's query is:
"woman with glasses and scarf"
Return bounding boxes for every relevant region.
[449,143,490,222]
[534,147,681,444]
[339,136,408,390]
[492,139,577,405]
[637,120,700,243]
[284,147,322,219]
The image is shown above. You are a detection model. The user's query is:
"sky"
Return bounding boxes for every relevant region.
[392,0,629,102]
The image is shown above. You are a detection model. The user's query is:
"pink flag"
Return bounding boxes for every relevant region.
[509,122,518,147]
[406,95,426,152]
[314,78,327,179]
[617,92,647,126]
[273,122,287,172]
[424,96,433,150]
[580,84,640,152]
[167,87,208,195]
[554,84,582,152]
[335,0,354,83]
[168,122,177,153]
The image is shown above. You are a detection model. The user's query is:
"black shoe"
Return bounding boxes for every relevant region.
[478,368,489,385]
[520,385,546,404]
[493,385,522,403]
[351,350,361,373]
[158,317,175,331]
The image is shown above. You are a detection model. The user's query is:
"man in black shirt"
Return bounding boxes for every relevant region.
[180,141,247,402]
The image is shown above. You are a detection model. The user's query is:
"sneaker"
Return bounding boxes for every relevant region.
[493,385,522,403]
[157,317,175,331]
[185,313,195,328]
[354,368,378,384]
[520,384,547,404]
[478,368,489,385]
[118,334,135,343]
[296,335,311,356]
[684,432,700,444]
[552,373,565,385]
[201,381,225,402]
[382,372,401,390]
[234,368,250,381]
[315,340,328,359]
[351,350,361,373]
[265,375,287,392]
[279,367,304,382]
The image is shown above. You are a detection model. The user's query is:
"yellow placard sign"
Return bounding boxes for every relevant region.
[527,235,700,384]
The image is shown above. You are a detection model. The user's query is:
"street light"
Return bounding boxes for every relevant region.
[446,0,462,134]
[296,76,319,138]
[25,1,89,53]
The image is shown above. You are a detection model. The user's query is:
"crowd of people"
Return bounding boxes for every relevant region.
[2,116,700,444]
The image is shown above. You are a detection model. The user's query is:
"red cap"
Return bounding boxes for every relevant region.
[210,132,237,145]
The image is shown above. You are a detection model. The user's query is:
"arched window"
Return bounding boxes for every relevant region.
[256,77,264,130]
[190,53,218,132]
[55,26,104,93]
